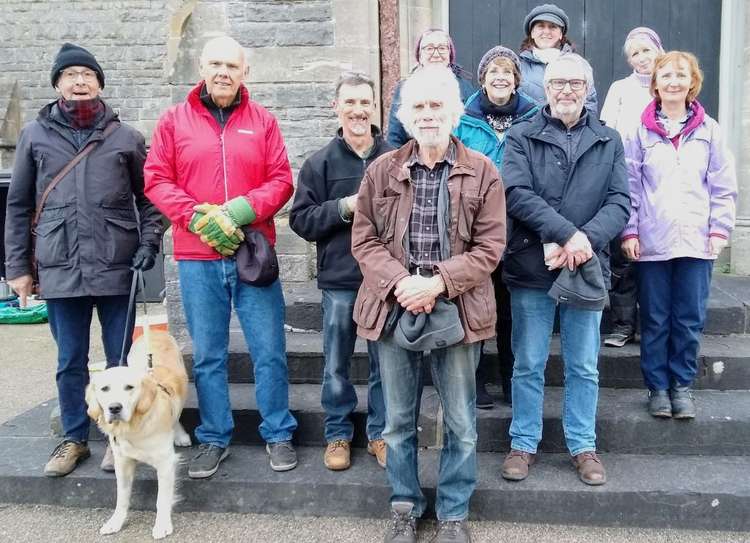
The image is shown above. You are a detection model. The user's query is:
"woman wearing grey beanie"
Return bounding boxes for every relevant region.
[454,45,539,408]
[518,3,598,112]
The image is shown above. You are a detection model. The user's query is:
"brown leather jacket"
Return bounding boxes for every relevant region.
[351,136,506,344]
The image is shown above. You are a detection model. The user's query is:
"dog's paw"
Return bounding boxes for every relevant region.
[100,514,126,535]
[152,520,174,539]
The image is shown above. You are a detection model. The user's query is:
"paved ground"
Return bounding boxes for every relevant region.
[1,306,748,543]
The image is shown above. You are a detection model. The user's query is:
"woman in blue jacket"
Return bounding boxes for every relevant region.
[454,46,539,408]
[386,28,474,148]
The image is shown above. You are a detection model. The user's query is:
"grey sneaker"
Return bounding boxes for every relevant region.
[384,502,417,543]
[100,443,115,473]
[188,444,229,479]
[604,330,634,348]
[648,390,672,418]
[266,441,297,472]
[670,385,696,419]
[430,519,472,542]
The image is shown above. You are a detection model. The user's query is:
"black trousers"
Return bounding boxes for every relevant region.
[477,262,514,384]
[609,238,638,334]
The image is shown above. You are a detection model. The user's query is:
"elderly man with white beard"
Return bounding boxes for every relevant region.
[350,66,506,543]
[289,72,393,472]
[499,53,629,487]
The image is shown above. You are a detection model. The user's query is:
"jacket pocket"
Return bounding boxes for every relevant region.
[457,194,482,242]
[460,278,496,331]
[104,216,139,265]
[34,216,68,267]
[353,286,383,329]
[373,196,399,242]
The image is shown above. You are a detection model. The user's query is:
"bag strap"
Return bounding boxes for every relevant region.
[32,122,119,227]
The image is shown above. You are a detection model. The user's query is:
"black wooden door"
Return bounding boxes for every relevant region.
[449,0,722,116]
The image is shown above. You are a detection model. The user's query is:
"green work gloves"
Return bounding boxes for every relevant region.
[188,197,256,257]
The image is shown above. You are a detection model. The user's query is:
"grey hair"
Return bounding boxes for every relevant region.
[396,66,464,134]
[200,36,247,66]
[543,52,594,89]
[622,36,662,58]
[334,71,376,101]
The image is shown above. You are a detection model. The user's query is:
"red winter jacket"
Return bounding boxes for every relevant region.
[144,82,293,260]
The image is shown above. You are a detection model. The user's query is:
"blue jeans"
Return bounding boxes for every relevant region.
[321,289,385,442]
[509,287,602,456]
[46,295,133,443]
[378,332,480,521]
[178,259,297,447]
[636,258,713,391]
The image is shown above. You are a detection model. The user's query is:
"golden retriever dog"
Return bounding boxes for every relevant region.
[86,329,192,539]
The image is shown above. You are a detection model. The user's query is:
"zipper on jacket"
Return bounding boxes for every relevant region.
[220,130,229,201]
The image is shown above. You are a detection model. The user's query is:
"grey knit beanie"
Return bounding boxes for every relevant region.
[524,3,569,36]
[477,46,520,85]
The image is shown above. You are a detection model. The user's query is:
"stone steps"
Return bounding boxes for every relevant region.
[29,385,750,455]
[184,331,750,390]
[1,436,748,531]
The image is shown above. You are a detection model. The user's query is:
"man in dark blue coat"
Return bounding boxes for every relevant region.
[289,72,393,471]
[500,53,629,487]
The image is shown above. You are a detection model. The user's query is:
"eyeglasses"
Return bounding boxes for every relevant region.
[60,69,98,83]
[420,44,450,57]
[547,79,586,91]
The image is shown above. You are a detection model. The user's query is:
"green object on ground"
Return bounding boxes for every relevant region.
[0,303,48,324]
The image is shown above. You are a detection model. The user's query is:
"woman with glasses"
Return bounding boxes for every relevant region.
[621,51,737,419]
[385,28,474,148]
[599,27,664,349]
[518,3,597,112]
[453,46,539,409]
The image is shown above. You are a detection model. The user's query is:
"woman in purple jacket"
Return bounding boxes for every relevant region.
[621,51,737,419]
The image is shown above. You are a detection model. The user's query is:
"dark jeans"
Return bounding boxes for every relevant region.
[608,239,638,334]
[636,258,713,391]
[476,263,513,385]
[321,289,385,442]
[46,295,133,443]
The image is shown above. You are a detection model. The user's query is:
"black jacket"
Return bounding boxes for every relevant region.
[289,127,393,290]
[4,101,162,298]
[501,108,630,290]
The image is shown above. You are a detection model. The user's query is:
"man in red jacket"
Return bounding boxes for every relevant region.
[144,35,297,478]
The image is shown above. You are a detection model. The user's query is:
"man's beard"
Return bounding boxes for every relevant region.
[414,124,451,147]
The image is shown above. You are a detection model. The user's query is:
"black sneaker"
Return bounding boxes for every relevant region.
[431,519,472,542]
[475,380,494,410]
[384,502,417,543]
[604,328,635,348]
[648,390,672,418]
[670,386,696,419]
[266,441,297,472]
[188,443,229,479]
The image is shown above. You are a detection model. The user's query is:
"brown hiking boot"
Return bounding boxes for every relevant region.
[501,449,535,481]
[324,439,351,471]
[100,443,115,473]
[367,438,387,468]
[572,451,606,486]
[44,440,90,477]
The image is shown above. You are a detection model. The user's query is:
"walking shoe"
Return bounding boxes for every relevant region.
[500,376,512,406]
[430,519,472,542]
[44,440,90,477]
[572,451,606,486]
[100,443,115,473]
[324,440,351,471]
[648,390,672,418]
[384,502,417,543]
[670,385,696,419]
[368,438,387,468]
[603,329,634,348]
[501,449,535,481]
[475,380,494,410]
[188,443,229,479]
[266,440,298,472]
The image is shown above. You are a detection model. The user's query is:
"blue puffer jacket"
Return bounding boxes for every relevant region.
[386,73,475,148]
[453,90,539,171]
[518,46,598,114]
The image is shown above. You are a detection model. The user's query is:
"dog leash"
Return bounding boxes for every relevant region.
[117,269,153,369]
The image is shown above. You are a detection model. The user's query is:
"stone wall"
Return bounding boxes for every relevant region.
[0,0,382,280]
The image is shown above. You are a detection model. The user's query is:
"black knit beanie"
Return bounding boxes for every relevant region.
[50,43,105,89]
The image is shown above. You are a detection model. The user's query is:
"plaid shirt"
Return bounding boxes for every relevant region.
[406,141,456,269]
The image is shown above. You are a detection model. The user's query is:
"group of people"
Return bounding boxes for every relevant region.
[2,2,738,543]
